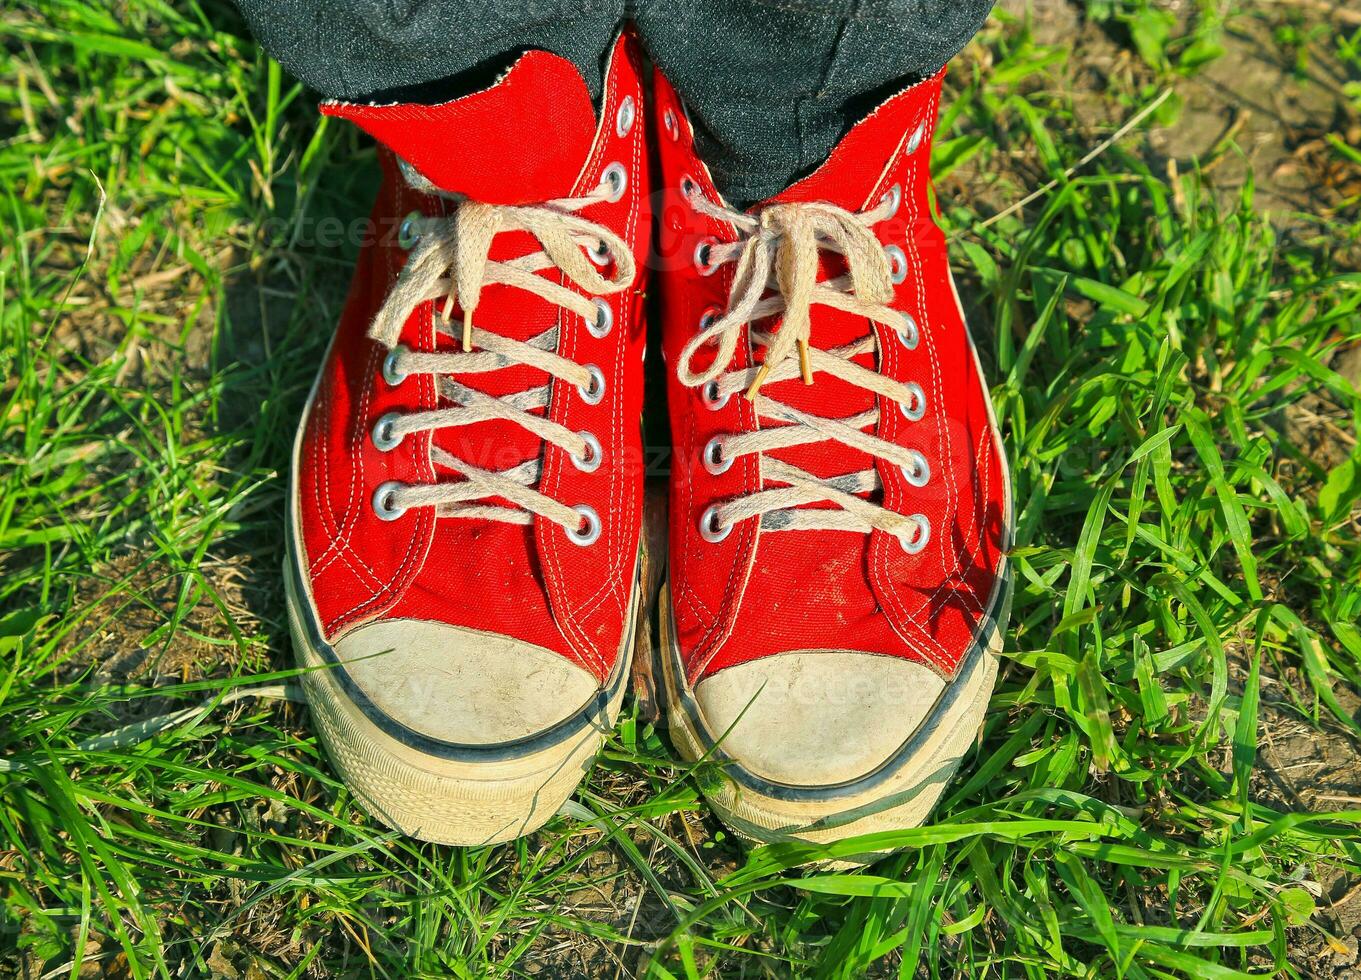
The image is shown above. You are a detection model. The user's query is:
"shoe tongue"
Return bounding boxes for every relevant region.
[321,50,597,204]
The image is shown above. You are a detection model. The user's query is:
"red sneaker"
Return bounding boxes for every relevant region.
[284,34,650,845]
[652,69,1011,854]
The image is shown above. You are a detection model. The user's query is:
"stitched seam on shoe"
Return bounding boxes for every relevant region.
[306,377,345,578]
[325,333,437,635]
[539,260,601,673]
[539,58,631,678]
[976,426,993,556]
[897,110,981,660]
[918,89,986,620]
[869,125,953,672]
[311,353,382,586]
[674,406,716,623]
[677,166,757,681]
[911,158,985,620]
[310,343,385,590]
[308,372,346,577]
[873,93,986,672]
[567,55,632,666]
[312,216,406,585]
[572,66,638,630]
[579,66,643,627]
[688,354,762,680]
[326,498,430,634]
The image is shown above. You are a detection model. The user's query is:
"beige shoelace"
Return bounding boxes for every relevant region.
[677,189,932,552]
[366,165,635,541]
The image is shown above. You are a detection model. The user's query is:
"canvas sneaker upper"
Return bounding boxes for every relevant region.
[290,34,650,699]
[654,66,1010,778]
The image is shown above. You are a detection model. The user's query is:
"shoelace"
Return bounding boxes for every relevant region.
[677,188,932,552]
[365,164,635,544]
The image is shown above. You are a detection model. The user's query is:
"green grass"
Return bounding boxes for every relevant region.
[3,1,1361,976]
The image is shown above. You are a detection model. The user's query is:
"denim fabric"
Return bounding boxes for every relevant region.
[236,0,627,105]
[637,0,995,203]
[234,0,995,202]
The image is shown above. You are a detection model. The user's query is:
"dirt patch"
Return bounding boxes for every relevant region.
[990,0,1361,233]
[1255,676,1361,976]
[1150,10,1360,224]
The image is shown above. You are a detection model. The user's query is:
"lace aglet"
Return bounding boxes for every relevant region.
[798,340,813,385]
[461,306,474,352]
[745,363,772,401]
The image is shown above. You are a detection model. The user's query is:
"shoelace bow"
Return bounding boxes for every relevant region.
[678,191,932,550]
[367,166,635,536]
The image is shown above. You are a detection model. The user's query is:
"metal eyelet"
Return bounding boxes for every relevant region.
[571,432,603,473]
[372,481,408,521]
[895,313,920,350]
[664,108,680,141]
[900,450,931,487]
[578,365,606,405]
[371,412,404,452]
[694,238,720,276]
[397,211,422,250]
[567,505,602,546]
[588,298,614,338]
[906,121,927,156]
[703,436,733,475]
[616,95,636,138]
[898,382,927,422]
[382,346,408,387]
[699,504,733,543]
[601,163,628,203]
[680,175,698,201]
[880,183,902,218]
[899,514,931,554]
[886,245,908,284]
[701,379,729,411]
[587,238,612,267]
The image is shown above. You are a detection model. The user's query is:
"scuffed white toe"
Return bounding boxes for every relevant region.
[694,651,946,786]
[332,619,599,745]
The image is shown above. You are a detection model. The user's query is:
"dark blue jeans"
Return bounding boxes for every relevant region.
[235,0,995,203]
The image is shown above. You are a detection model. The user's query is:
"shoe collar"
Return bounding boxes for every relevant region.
[321,42,619,204]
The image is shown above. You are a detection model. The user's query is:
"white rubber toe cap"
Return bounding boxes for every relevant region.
[694,651,947,786]
[332,619,599,746]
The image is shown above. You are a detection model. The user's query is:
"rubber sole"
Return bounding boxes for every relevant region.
[284,542,639,847]
[656,565,1009,865]
[654,259,1015,863]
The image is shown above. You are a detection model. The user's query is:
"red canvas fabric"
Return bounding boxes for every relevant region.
[322,50,597,206]
[653,68,1010,686]
[294,33,650,682]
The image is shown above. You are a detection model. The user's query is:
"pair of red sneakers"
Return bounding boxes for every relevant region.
[284,32,1011,850]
